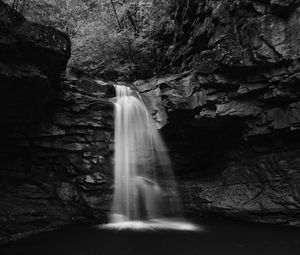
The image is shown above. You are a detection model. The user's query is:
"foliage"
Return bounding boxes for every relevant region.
[2,0,177,80]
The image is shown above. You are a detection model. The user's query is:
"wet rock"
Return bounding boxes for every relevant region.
[56,182,78,202]
[76,173,109,191]
[216,101,262,118]
[18,184,54,199]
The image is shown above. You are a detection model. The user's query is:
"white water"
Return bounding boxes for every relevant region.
[104,85,198,231]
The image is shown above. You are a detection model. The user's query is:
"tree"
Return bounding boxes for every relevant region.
[8,0,29,13]
[2,0,177,80]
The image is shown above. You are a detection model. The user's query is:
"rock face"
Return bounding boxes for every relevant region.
[0,75,114,243]
[134,0,300,225]
[0,2,114,243]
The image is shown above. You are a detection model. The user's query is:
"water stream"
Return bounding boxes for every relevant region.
[106,85,195,230]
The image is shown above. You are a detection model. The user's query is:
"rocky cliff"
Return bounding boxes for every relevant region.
[0,2,114,243]
[1,0,300,243]
[134,0,300,225]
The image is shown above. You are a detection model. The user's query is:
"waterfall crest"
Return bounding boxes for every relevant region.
[111,85,182,223]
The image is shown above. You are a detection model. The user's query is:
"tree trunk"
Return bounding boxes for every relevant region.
[110,0,122,30]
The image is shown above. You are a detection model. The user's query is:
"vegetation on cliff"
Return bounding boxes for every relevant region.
[3,0,176,80]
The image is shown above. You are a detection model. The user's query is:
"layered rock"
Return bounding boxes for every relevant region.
[0,76,114,243]
[0,2,114,243]
[134,0,300,225]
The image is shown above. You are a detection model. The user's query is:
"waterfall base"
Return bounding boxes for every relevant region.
[101,218,201,231]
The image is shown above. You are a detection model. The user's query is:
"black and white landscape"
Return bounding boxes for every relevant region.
[0,0,300,254]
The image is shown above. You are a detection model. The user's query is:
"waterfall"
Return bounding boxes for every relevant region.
[105,85,198,230]
[111,85,182,221]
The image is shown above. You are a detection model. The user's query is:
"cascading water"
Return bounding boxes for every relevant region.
[105,85,198,230]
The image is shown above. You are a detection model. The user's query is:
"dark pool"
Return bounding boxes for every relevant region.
[1,218,300,255]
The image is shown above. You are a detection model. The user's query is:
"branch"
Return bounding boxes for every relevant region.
[110,0,122,30]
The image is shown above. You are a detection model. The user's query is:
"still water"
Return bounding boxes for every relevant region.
[1,218,300,255]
